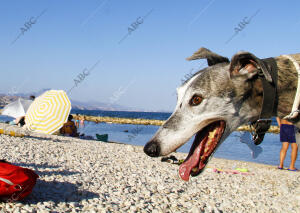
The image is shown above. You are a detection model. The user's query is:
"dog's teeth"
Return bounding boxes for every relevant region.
[205,137,213,153]
[208,129,217,139]
[204,146,209,153]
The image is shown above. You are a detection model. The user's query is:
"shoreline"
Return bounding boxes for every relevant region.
[0,123,279,168]
[0,123,285,168]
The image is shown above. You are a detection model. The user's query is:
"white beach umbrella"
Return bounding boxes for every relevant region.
[1,98,33,118]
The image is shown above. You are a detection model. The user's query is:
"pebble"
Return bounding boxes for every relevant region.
[190,206,200,213]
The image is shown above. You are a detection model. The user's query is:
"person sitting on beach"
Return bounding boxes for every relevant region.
[276,117,298,171]
[60,115,79,137]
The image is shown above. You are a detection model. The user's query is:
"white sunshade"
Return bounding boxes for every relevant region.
[1,98,33,118]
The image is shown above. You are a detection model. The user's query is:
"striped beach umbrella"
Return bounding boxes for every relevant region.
[25,90,71,134]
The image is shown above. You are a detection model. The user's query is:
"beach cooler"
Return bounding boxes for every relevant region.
[0,161,39,202]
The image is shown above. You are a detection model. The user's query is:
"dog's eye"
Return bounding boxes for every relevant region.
[190,95,202,106]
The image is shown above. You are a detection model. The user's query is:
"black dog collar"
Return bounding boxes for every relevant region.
[259,57,278,119]
[251,57,278,145]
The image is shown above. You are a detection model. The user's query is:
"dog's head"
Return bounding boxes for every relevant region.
[144,47,266,181]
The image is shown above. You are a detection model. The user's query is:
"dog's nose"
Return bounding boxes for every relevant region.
[144,141,160,157]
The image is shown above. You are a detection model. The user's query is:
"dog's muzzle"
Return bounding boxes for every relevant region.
[144,140,160,157]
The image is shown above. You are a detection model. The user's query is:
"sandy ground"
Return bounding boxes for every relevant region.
[0,123,299,212]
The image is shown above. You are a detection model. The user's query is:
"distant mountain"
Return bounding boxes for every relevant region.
[0,88,50,108]
[2,88,51,98]
[70,99,140,111]
[1,88,170,112]
[0,95,19,107]
[0,88,144,111]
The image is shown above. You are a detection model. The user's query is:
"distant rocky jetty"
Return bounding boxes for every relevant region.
[72,114,280,133]
[72,114,165,126]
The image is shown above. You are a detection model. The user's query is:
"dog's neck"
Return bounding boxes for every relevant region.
[242,55,300,123]
[275,55,300,118]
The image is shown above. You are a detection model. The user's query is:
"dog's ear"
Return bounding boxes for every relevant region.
[186,47,229,66]
[229,52,272,81]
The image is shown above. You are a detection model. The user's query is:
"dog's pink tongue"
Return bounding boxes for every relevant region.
[179,146,201,181]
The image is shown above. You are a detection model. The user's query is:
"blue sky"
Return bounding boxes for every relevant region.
[0,0,300,111]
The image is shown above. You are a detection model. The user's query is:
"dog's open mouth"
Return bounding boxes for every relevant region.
[179,120,226,181]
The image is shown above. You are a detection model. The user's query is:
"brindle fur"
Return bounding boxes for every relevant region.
[276,55,299,118]
[144,47,300,160]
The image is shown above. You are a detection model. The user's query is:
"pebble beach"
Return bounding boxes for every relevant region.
[0,124,299,212]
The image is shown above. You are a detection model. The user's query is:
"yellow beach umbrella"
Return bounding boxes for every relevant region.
[25,90,71,134]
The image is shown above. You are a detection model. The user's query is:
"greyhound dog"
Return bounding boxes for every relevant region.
[144,47,300,181]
